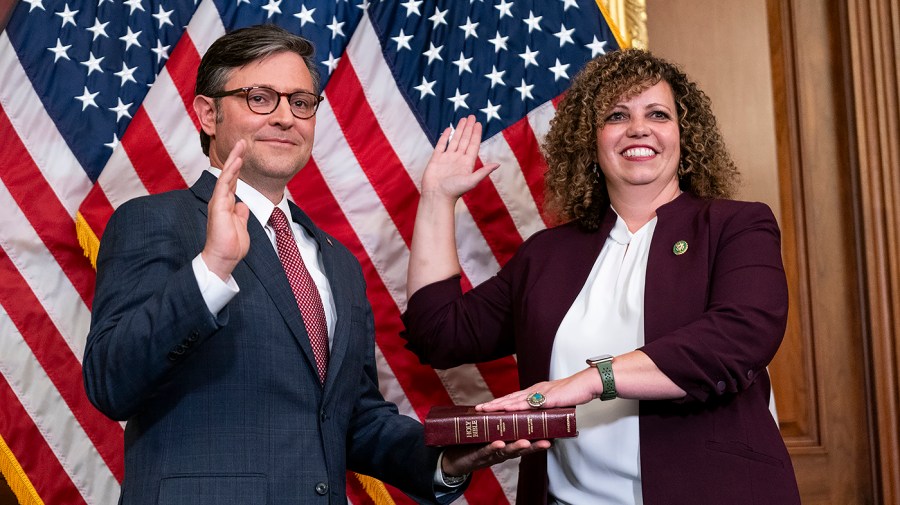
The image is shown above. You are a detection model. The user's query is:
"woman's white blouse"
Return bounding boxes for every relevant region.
[546,212,657,505]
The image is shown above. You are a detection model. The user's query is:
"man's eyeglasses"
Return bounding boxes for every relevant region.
[210,86,324,120]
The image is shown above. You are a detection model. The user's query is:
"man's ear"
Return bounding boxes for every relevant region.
[193,95,217,136]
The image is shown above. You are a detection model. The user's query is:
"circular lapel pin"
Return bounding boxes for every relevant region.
[673,240,689,255]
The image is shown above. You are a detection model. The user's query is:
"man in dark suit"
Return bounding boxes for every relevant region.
[82,24,517,504]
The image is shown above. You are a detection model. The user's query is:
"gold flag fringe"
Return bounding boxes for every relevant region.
[353,472,396,505]
[0,435,44,505]
[75,212,100,269]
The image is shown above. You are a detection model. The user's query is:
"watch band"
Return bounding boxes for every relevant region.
[586,354,617,401]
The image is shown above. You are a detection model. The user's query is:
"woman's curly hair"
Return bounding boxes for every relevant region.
[542,49,739,230]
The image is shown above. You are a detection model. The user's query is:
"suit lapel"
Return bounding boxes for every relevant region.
[191,173,323,381]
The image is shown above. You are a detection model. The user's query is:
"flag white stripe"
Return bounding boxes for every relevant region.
[310,100,412,309]
[480,132,546,240]
[528,99,557,146]
[0,306,120,505]
[185,0,227,57]
[142,69,208,186]
[0,33,92,216]
[0,183,91,361]
[96,147,149,208]
[345,15,501,290]
[373,345,417,420]
[346,13,433,190]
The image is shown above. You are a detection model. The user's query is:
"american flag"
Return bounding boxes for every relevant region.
[0,0,619,503]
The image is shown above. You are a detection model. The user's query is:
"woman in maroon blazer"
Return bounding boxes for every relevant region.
[404,49,800,505]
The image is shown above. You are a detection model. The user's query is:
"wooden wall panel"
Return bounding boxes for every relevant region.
[846,0,900,502]
[647,0,876,502]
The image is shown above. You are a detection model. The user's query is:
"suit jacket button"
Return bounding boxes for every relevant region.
[167,352,178,362]
[315,482,328,495]
[716,380,726,392]
[746,369,754,379]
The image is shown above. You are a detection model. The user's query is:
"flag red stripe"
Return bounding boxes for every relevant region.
[121,108,188,195]
[289,163,511,505]
[78,183,116,242]
[0,254,124,482]
[461,161,523,266]
[165,34,202,130]
[0,109,96,308]
[326,60,420,246]
[501,117,551,225]
[0,375,87,505]
[475,357,521,398]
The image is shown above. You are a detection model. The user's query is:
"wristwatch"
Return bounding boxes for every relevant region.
[586,354,617,401]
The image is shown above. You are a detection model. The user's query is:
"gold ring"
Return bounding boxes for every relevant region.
[526,392,546,408]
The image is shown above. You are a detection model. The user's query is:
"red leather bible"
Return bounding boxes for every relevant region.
[424,405,577,446]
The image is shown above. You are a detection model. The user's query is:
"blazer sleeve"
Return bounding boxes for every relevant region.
[401,254,525,369]
[82,196,223,420]
[640,201,789,402]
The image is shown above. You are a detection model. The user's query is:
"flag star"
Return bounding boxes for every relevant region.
[495,0,513,18]
[152,39,171,64]
[401,0,422,17]
[75,86,99,111]
[516,78,535,101]
[293,5,315,26]
[480,100,501,122]
[413,76,436,98]
[47,39,72,63]
[87,18,109,40]
[523,11,543,33]
[391,29,414,51]
[56,4,79,27]
[22,0,45,12]
[114,61,138,86]
[152,5,174,28]
[549,58,570,81]
[447,88,469,111]
[119,27,142,50]
[484,65,505,88]
[459,16,479,39]
[327,17,345,38]
[561,0,579,10]
[236,0,250,4]
[124,0,145,15]
[80,51,104,75]
[519,45,539,67]
[452,52,473,75]
[323,52,340,73]
[554,24,575,47]
[105,133,120,151]
[109,97,134,121]
[488,32,508,53]
[357,1,371,10]
[429,7,448,27]
[262,0,282,18]
[586,35,608,57]
[423,42,443,64]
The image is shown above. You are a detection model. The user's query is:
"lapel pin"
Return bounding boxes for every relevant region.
[326,237,333,247]
[673,240,689,255]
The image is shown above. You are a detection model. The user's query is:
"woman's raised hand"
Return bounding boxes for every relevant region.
[422,115,499,202]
